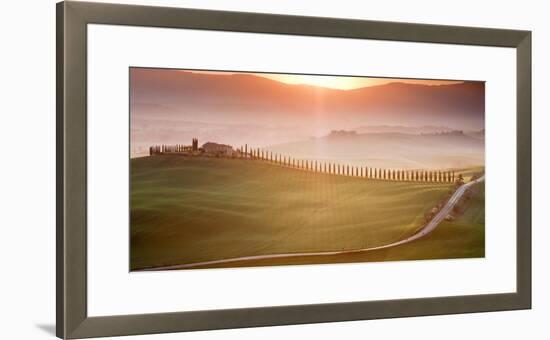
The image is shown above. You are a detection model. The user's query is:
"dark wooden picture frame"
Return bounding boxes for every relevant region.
[56,1,531,338]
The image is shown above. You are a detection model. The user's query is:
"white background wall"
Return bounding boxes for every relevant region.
[0,0,547,339]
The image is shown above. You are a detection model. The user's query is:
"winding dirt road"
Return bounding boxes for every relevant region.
[140,175,485,271]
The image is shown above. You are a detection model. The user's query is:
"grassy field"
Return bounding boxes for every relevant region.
[130,155,471,270]
[454,166,485,182]
[206,182,485,268]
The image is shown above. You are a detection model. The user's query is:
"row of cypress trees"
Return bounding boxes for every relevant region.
[149,144,180,154]
[241,146,455,183]
[149,144,457,184]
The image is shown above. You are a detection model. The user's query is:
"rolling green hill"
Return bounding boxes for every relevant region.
[130,155,456,270]
[200,182,485,268]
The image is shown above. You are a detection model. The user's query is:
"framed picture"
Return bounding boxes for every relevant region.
[57,1,531,339]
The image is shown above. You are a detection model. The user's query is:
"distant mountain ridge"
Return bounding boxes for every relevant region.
[130,69,485,130]
[355,125,453,135]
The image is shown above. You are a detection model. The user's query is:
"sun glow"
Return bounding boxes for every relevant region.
[260,74,378,90]
[184,70,462,90]
[260,74,462,90]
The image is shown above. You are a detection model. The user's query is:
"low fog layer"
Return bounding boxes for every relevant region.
[266,130,484,170]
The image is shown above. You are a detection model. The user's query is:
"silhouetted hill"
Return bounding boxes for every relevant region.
[466,129,485,139]
[130,69,484,129]
[355,125,452,135]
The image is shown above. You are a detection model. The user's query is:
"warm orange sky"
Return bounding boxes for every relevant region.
[185,70,462,90]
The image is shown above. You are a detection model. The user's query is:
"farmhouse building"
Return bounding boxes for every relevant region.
[202,142,234,156]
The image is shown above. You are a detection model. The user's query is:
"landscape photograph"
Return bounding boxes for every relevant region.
[130,67,485,271]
